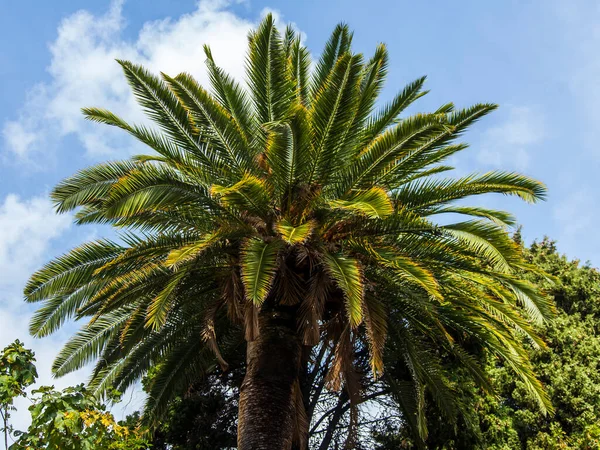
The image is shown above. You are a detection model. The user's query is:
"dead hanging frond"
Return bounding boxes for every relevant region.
[325,324,362,401]
[221,265,244,323]
[292,379,308,449]
[362,291,388,377]
[344,402,359,450]
[298,270,330,345]
[323,322,363,449]
[274,253,306,306]
[244,301,260,341]
[200,298,229,371]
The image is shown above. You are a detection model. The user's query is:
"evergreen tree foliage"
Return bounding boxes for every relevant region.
[376,238,600,449]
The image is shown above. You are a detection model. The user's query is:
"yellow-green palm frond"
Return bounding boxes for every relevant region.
[240,238,282,306]
[322,252,364,328]
[276,219,315,245]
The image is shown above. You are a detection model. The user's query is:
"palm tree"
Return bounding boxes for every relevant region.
[25,15,553,449]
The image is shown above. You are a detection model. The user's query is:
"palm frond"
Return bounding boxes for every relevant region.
[204,45,253,142]
[247,13,293,124]
[322,252,364,327]
[240,238,282,306]
[307,53,363,184]
[329,187,393,219]
[363,76,427,144]
[311,23,353,96]
[276,219,315,244]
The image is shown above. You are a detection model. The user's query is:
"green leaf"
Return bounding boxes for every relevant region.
[211,173,271,216]
[329,187,393,219]
[322,252,364,327]
[240,239,282,305]
[145,269,188,331]
[247,13,293,124]
[276,219,315,244]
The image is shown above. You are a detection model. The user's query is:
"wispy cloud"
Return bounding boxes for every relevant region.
[1,0,268,161]
[0,194,76,433]
[476,106,545,171]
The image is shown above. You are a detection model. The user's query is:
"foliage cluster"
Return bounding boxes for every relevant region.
[375,238,600,449]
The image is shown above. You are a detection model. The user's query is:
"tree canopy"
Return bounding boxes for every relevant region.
[376,238,600,449]
[23,14,551,448]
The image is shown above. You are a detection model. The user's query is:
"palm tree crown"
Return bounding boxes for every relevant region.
[25,14,552,443]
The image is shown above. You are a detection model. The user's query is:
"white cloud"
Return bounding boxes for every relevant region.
[0,194,77,435]
[2,122,37,157]
[476,106,545,171]
[2,0,262,160]
[0,194,145,435]
[0,194,70,291]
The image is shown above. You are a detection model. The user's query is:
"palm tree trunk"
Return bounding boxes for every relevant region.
[237,308,304,450]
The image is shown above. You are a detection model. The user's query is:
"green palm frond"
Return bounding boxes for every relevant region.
[204,45,253,142]
[443,220,523,273]
[394,171,547,212]
[329,187,393,219]
[247,13,294,124]
[29,283,102,338]
[211,173,272,216]
[311,23,353,96]
[340,113,448,194]
[116,60,214,166]
[163,72,252,175]
[288,36,311,105]
[264,108,312,201]
[363,76,427,145]
[276,219,315,244]
[52,308,131,376]
[145,269,188,330]
[308,53,363,184]
[322,252,364,327]
[240,238,282,306]
[426,205,517,227]
[51,159,140,213]
[165,234,217,269]
[25,239,123,303]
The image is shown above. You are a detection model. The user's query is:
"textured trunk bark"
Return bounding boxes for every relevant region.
[237,308,303,450]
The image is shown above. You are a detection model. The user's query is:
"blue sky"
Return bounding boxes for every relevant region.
[1,0,598,433]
